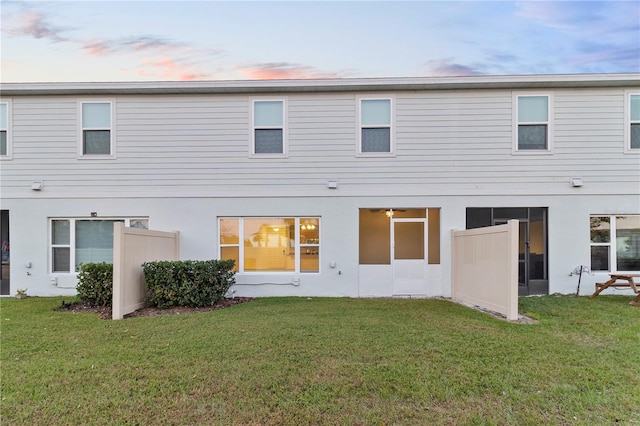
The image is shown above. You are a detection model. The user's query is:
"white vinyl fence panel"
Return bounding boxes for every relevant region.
[451,220,518,320]
[112,223,179,320]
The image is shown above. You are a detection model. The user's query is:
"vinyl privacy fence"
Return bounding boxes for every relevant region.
[451,220,518,320]
[112,223,180,320]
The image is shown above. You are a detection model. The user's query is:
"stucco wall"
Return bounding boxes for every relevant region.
[2,193,638,298]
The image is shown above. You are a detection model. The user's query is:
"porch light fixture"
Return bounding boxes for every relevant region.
[571,178,583,187]
[31,181,44,191]
[385,209,394,218]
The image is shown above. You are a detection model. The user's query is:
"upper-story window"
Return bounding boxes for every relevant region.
[358,97,393,155]
[252,100,286,156]
[513,93,553,154]
[626,92,639,152]
[80,101,114,157]
[0,100,10,159]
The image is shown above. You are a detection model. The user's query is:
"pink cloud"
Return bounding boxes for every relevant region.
[4,5,222,82]
[83,41,112,56]
[81,36,224,80]
[82,36,195,57]
[137,57,211,81]
[3,10,68,42]
[237,63,342,80]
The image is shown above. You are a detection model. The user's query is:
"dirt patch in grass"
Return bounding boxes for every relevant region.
[56,297,254,320]
[447,297,539,324]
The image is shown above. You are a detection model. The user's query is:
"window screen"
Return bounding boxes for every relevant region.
[81,102,111,155]
[360,99,391,153]
[253,100,284,154]
[517,96,548,150]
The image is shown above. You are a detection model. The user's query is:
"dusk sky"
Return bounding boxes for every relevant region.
[1,0,639,83]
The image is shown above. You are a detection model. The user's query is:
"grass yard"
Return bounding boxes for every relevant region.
[1,296,639,425]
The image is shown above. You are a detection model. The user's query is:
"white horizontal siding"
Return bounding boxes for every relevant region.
[2,87,639,198]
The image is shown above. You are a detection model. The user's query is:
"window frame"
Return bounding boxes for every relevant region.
[512,92,554,155]
[49,217,148,274]
[590,214,640,273]
[589,215,611,273]
[0,99,12,160]
[250,98,288,158]
[218,217,321,274]
[356,95,395,157]
[78,99,116,159]
[624,90,640,154]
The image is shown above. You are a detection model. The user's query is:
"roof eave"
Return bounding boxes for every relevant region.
[1,73,639,96]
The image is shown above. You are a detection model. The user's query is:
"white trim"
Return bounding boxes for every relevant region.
[50,219,72,274]
[624,90,640,154]
[249,98,288,158]
[512,92,554,155]
[589,214,640,273]
[356,95,395,157]
[77,99,116,159]
[2,74,638,96]
[0,99,12,160]
[49,217,148,274]
[391,216,428,296]
[218,216,320,274]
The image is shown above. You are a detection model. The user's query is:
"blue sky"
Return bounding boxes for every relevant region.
[1,0,639,82]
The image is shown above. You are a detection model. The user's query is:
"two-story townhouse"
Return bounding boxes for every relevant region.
[1,74,639,298]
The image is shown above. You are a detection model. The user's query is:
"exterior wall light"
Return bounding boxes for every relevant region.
[571,178,583,187]
[31,181,44,191]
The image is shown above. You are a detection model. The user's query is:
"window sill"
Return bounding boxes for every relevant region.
[356,152,396,158]
[249,153,289,159]
[76,154,117,160]
[511,150,554,156]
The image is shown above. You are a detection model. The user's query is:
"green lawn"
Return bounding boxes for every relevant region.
[1,296,638,425]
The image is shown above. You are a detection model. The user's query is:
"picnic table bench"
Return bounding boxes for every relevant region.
[589,274,640,306]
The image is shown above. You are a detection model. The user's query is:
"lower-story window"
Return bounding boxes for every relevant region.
[50,218,148,273]
[219,217,320,273]
[590,215,640,272]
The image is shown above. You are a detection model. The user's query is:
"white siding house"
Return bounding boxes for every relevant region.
[1,74,639,298]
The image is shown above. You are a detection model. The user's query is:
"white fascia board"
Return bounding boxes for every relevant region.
[1,73,639,96]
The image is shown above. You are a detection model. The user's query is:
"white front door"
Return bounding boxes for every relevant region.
[392,219,427,296]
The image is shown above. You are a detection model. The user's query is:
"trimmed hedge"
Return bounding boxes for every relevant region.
[76,262,113,307]
[143,259,236,309]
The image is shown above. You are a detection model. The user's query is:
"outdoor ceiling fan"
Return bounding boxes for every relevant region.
[368,208,408,218]
[368,208,407,213]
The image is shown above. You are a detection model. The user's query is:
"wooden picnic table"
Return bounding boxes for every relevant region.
[589,274,640,306]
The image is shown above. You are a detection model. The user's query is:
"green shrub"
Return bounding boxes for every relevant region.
[142,260,236,309]
[76,263,113,307]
